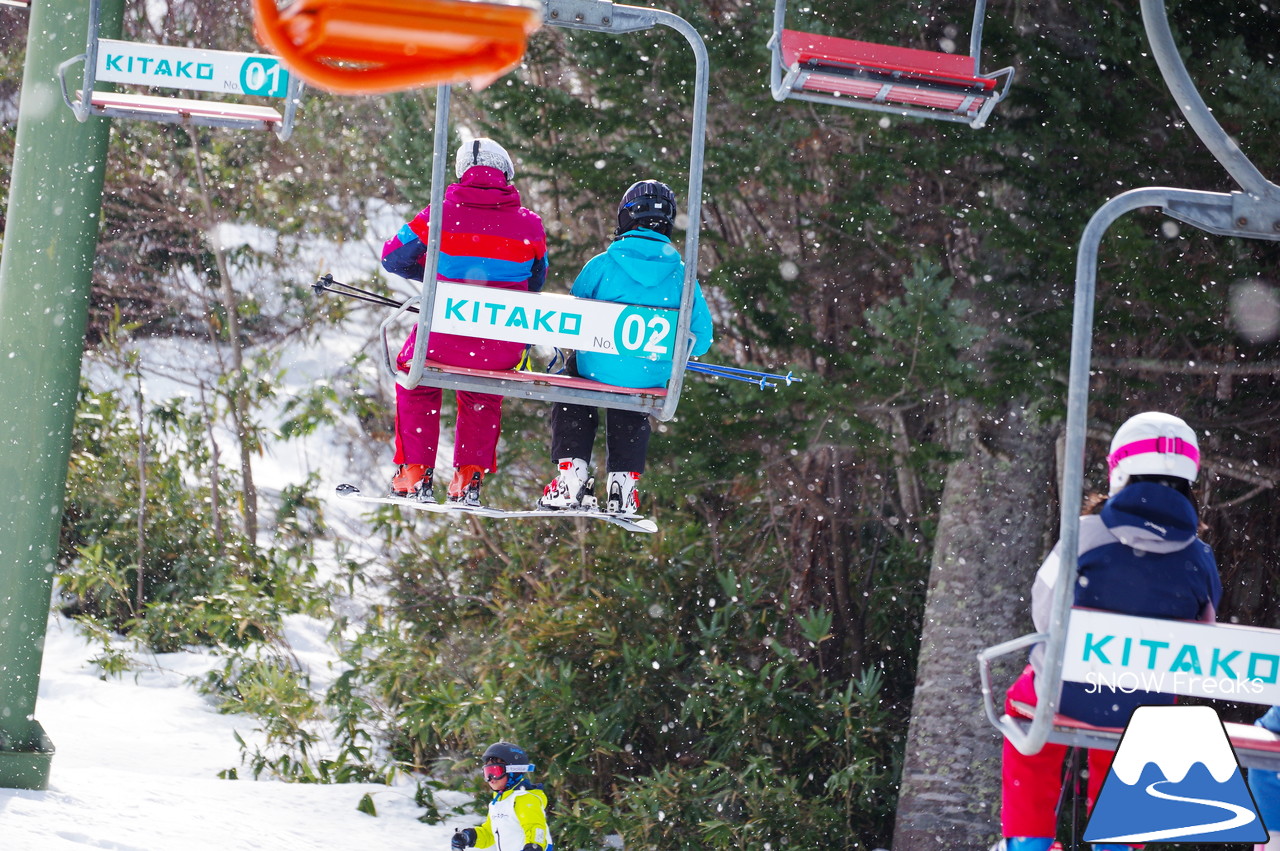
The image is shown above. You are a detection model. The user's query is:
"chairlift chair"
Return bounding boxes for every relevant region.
[58,0,303,141]
[768,0,1013,128]
[252,0,543,95]
[982,608,1280,770]
[368,0,710,423]
[978,0,1280,763]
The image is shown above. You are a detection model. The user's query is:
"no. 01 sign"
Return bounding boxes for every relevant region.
[95,39,292,99]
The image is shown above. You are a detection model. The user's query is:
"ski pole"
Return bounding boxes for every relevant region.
[689,361,801,386]
[319,286,413,311]
[312,274,419,312]
[313,273,397,303]
[312,273,402,305]
[690,361,801,384]
[686,362,776,389]
[689,366,773,387]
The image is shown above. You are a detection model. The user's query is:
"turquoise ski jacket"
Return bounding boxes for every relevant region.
[571,230,713,389]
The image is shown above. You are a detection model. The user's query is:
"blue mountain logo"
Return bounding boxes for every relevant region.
[1085,705,1268,843]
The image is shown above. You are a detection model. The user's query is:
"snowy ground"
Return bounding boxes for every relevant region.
[3,217,481,849]
[0,205,528,850]
[0,614,473,851]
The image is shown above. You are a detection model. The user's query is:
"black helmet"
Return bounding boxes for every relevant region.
[616,180,677,237]
[482,741,533,769]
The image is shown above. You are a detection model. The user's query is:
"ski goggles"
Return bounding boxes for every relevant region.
[482,762,534,780]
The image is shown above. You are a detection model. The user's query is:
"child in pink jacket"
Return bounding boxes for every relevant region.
[381,138,547,505]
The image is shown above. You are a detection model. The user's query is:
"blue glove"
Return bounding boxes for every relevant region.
[451,828,476,850]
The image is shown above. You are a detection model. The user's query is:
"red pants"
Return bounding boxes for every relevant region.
[394,384,503,471]
[393,329,520,471]
[1002,666,1116,838]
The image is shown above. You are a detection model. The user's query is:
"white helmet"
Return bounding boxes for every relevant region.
[455,137,514,181]
[1107,411,1200,495]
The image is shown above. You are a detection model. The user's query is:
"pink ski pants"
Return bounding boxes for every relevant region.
[393,328,523,472]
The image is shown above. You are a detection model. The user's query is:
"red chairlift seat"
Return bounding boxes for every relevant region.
[784,32,995,109]
[252,0,543,95]
[768,0,1013,128]
[417,359,668,399]
[1005,702,1280,771]
[75,90,287,132]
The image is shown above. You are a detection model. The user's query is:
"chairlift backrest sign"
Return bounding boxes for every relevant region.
[429,281,678,360]
[1062,608,1280,705]
[94,39,292,98]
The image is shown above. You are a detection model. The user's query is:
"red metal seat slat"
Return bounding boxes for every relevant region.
[779,29,994,90]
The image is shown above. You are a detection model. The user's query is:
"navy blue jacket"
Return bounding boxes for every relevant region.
[1031,482,1221,725]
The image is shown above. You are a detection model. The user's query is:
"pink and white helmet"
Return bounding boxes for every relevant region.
[1107,411,1200,495]
[455,137,514,182]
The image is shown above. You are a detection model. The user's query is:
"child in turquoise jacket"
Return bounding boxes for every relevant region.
[537,179,713,517]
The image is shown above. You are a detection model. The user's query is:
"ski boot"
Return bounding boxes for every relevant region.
[605,471,641,517]
[538,458,592,510]
[389,464,435,502]
[447,465,485,507]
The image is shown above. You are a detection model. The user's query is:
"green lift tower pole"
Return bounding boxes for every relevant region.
[0,0,122,788]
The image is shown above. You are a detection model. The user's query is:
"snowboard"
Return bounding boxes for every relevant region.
[334,483,658,534]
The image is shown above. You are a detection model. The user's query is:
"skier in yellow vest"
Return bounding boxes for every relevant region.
[451,741,552,851]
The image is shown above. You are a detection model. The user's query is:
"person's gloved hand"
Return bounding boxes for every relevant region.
[520,845,543,851]
[451,828,476,850]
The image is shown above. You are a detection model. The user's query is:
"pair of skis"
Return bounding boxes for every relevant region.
[334,484,658,534]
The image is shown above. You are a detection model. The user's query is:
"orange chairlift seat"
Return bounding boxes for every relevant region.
[58,0,302,140]
[1018,706,1280,767]
[768,0,1013,128]
[251,0,543,95]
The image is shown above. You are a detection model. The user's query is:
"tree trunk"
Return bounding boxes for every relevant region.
[190,137,258,543]
[892,402,1056,850]
[134,369,146,618]
[783,445,860,680]
[198,381,225,555]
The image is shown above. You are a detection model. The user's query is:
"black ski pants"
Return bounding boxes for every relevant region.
[549,402,651,473]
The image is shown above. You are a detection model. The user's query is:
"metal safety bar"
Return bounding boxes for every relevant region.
[386,0,708,423]
[981,0,1280,757]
